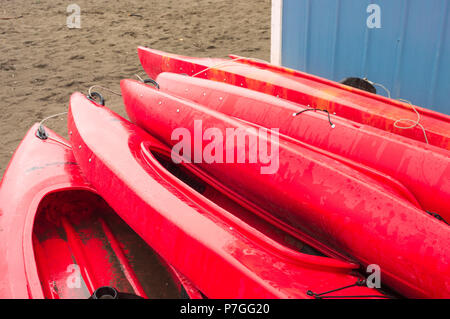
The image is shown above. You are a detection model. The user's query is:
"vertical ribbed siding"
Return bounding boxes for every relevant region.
[428,0,448,107]
[280,0,450,114]
[330,0,341,79]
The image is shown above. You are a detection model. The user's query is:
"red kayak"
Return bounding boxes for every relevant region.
[137,46,450,150]
[68,92,388,299]
[230,53,448,120]
[0,124,201,299]
[121,80,450,298]
[152,72,450,222]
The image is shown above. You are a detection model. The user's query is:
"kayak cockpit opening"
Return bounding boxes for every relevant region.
[149,150,324,257]
[32,189,194,299]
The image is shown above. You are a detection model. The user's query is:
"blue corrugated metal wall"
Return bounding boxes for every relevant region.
[281,0,449,114]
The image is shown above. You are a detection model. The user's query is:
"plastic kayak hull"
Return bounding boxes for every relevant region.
[0,124,201,299]
[153,72,450,222]
[229,53,449,124]
[121,80,450,298]
[137,46,450,150]
[68,92,388,299]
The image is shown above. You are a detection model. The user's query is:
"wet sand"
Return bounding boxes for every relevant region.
[0,0,270,177]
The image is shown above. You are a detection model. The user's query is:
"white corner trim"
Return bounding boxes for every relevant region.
[270,0,283,66]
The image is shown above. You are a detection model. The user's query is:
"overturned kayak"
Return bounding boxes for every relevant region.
[0,124,201,299]
[137,46,450,150]
[121,80,450,298]
[68,92,388,299]
[152,72,450,222]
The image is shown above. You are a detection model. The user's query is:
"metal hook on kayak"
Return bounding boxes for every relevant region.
[134,74,160,89]
[87,91,105,106]
[306,279,390,299]
[144,78,160,89]
[35,111,68,140]
[293,108,335,128]
[36,125,49,140]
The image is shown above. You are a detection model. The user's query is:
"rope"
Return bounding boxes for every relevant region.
[134,74,145,82]
[348,78,429,145]
[393,99,429,144]
[87,85,121,97]
[370,81,391,98]
[38,112,68,126]
[47,136,71,148]
[36,111,71,148]
[191,56,246,78]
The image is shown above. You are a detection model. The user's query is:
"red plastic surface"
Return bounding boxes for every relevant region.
[0,125,201,299]
[229,53,450,124]
[68,92,387,299]
[137,47,450,150]
[153,72,450,221]
[121,81,450,298]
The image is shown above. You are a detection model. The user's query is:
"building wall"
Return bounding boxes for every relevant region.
[273,0,449,114]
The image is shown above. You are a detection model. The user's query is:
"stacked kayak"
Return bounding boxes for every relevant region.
[0,125,201,299]
[66,93,387,299]
[137,47,450,150]
[150,72,450,221]
[1,46,449,299]
[120,79,450,298]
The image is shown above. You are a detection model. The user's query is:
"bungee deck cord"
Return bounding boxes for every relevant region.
[306,279,392,299]
[366,79,429,145]
[191,56,247,78]
[393,98,429,144]
[293,107,336,128]
[36,112,71,148]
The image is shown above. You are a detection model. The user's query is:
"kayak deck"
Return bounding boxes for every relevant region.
[68,92,392,298]
[151,151,324,257]
[137,46,450,150]
[0,123,200,299]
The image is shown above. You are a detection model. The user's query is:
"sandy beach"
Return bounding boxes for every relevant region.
[0,0,270,177]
